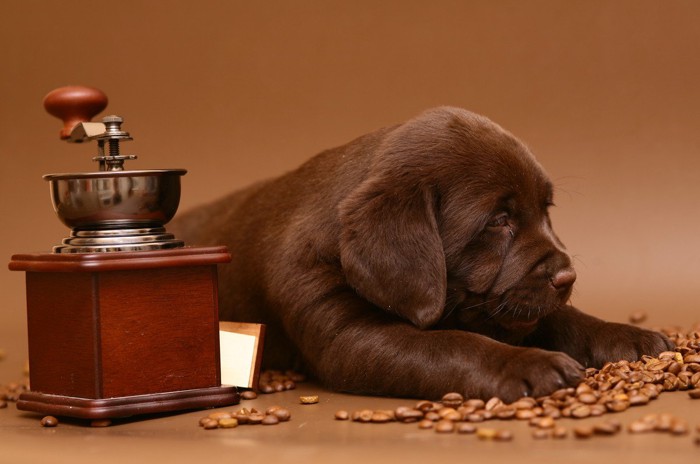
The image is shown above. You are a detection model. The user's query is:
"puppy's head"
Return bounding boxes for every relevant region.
[339,107,575,334]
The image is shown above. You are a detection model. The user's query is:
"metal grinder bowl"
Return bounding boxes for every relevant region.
[45,169,186,230]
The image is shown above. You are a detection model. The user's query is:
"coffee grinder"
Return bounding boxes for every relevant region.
[8,86,240,419]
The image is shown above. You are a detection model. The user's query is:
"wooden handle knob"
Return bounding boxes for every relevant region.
[43,86,108,139]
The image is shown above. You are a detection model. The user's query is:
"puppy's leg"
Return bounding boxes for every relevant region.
[282,290,583,402]
[525,306,674,368]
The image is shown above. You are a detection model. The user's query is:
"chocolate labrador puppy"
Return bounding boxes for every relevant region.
[172,107,672,401]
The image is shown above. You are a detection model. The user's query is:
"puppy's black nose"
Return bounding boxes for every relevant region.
[550,268,576,289]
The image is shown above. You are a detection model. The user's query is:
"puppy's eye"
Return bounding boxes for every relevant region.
[487,213,509,228]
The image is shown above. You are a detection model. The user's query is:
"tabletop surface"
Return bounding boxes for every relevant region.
[1,365,698,464]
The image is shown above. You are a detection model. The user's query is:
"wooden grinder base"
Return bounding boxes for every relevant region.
[9,246,240,419]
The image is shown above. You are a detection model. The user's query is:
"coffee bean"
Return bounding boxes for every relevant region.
[435,419,455,433]
[577,393,598,404]
[370,412,393,423]
[40,416,58,427]
[484,397,503,411]
[495,406,516,420]
[425,411,441,422]
[415,400,434,412]
[571,405,591,419]
[628,394,650,405]
[494,429,513,441]
[552,426,568,439]
[219,418,239,428]
[669,420,688,435]
[532,429,549,439]
[247,413,265,424]
[395,406,423,422]
[273,408,291,422]
[515,409,537,420]
[573,425,594,439]
[457,423,477,434]
[465,399,485,410]
[335,410,349,420]
[299,395,319,404]
[476,427,498,440]
[201,418,219,430]
[439,408,462,421]
[241,390,258,400]
[688,389,700,399]
[418,419,434,429]
[0,400,7,409]
[441,392,464,408]
[208,411,232,421]
[259,383,275,394]
[261,415,279,425]
[593,421,619,435]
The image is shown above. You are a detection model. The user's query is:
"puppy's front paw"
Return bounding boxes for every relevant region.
[585,323,675,368]
[495,347,584,402]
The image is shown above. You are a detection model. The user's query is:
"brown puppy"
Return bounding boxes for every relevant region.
[171,107,672,401]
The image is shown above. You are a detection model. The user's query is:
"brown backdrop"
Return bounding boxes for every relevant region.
[2,0,699,376]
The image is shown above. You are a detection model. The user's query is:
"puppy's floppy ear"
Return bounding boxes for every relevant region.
[338,173,446,329]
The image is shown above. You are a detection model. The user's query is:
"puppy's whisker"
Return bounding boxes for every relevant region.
[463,297,499,311]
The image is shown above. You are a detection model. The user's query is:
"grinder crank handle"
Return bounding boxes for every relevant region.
[43,86,108,140]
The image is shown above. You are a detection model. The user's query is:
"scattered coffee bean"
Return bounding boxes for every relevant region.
[435,419,455,433]
[257,370,305,394]
[593,420,620,435]
[0,400,7,409]
[457,423,477,434]
[201,418,219,429]
[573,425,594,439]
[261,415,279,425]
[688,389,700,399]
[418,419,434,429]
[371,412,393,423]
[200,403,292,429]
[552,426,568,439]
[334,410,349,420]
[40,416,58,427]
[494,429,513,441]
[532,429,550,439]
[272,408,291,422]
[218,418,239,428]
[299,395,319,404]
[441,392,464,408]
[395,406,423,422]
[208,411,232,421]
[240,390,258,400]
[476,427,498,440]
[247,413,265,424]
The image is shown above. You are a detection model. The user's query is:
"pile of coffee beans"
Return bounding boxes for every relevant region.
[198,405,292,430]
[257,370,306,394]
[0,379,28,409]
[333,323,700,442]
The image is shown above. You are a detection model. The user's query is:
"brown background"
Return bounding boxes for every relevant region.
[1,1,700,461]
[2,1,699,378]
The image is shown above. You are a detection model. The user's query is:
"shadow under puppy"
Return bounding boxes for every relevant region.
[171,107,672,402]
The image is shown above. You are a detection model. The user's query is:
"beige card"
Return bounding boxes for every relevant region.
[219,322,265,389]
